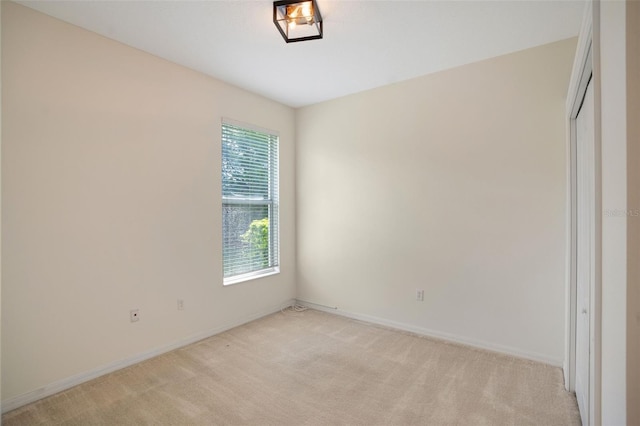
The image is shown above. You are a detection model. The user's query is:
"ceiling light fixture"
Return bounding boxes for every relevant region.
[273,0,323,43]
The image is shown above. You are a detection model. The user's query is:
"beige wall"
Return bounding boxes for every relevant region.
[1,1,296,404]
[296,38,577,365]
[0,0,3,414]
[627,1,640,423]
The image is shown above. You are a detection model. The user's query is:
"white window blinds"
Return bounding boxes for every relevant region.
[222,121,279,283]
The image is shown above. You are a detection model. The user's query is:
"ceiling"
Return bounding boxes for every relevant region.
[18,0,585,108]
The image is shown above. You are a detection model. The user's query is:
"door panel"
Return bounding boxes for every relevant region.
[575,77,594,426]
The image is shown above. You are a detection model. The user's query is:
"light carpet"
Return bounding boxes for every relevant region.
[3,308,581,425]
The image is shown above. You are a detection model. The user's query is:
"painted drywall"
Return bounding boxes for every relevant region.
[597,1,627,424]
[296,38,577,365]
[627,1,640,423]
[0,0,3,414]
[1,1,295,404]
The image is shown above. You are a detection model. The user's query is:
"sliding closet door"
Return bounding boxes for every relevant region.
[575,76,594,426]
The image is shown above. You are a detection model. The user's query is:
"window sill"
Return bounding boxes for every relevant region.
[223,267,280,286]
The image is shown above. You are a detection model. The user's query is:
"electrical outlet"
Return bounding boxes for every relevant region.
[177,299,184,310]
[416,289,424,302]
[130,309,140,322]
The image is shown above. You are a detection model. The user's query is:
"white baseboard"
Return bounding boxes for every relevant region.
[296,299,564,367]
[1,299,295,414]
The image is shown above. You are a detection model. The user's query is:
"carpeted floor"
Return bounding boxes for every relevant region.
[2,308,581,425]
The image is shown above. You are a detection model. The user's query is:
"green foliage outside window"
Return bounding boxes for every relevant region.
[242,218,269,269]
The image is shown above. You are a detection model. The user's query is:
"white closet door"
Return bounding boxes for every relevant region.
[575,76,594,426]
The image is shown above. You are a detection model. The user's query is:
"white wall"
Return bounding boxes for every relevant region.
[1,2,296,406]
[626,2,640,423]
[296,38,577,365]
[597,1,627,424]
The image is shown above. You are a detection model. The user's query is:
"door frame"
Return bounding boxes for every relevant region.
[564,2,601,425]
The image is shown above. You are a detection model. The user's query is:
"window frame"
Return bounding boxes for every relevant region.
[221,118,280,286]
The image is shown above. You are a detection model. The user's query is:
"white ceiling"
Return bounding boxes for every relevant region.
[18,0,585,108]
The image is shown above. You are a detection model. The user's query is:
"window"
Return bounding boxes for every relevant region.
[222,120,279,284]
